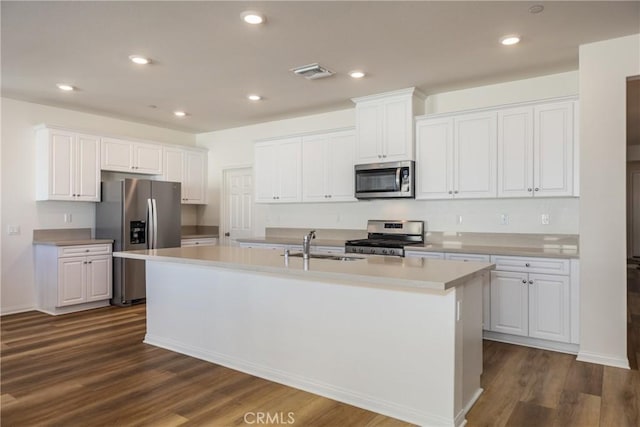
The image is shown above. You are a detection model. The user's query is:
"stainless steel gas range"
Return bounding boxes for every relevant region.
[345,220,424,257]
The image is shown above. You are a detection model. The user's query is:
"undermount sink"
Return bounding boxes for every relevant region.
[283,253,365,261]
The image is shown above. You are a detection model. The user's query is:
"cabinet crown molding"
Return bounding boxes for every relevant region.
[254,126,355,144]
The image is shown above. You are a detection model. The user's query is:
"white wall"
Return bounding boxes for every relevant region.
[577,34,640,368]
[197,71,580,236]
[0,98,196,314]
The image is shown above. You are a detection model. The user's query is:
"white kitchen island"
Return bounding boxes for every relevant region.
[114,246,493,427]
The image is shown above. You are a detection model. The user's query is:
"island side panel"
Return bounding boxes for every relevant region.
[144,260,468,426]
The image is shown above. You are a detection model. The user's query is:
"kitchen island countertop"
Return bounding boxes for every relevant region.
[114,245,493,291]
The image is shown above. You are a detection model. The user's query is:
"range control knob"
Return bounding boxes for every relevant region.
[382,249,388,254]
[358,248,364,254]
[370,249,375,254]
[389,249,395,256]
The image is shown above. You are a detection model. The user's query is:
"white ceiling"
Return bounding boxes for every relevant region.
[2,1,638,134]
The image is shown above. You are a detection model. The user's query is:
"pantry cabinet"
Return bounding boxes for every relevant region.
[352,87,425,163]
[254,137,302,203]
[35,127,101,202]
[415,111,497,199]
[497,101,575,197]
[302,129,356,202]
[164,147,207,204]
[101,137,163,174]
[35,243,113,315]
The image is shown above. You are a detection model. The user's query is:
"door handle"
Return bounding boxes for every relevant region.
[152,199,158,249]
[147,198,153,250]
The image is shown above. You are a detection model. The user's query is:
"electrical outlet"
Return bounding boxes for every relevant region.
[7,225,20,235]
[64,213,72,223]
[456,215,463,225]
[500,214,509,225]
[541,214,550,225]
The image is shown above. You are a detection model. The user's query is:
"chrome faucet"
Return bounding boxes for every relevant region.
[302,230,316,259]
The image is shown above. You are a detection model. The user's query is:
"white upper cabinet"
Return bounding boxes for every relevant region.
[498,100,575,198]
[454,112,497,198]
[302,129,356,202]
[353,88,425,163]
[416,112,497,199]
[163,147,207,204]
[534,101,574,196]
[254,137,302,203]
[101,137,163,175]
[497,107,533,197]
[36,127,100,202]
[415,117,453,199]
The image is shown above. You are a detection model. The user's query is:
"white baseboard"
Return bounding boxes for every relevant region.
[145,334,459,427]
[483,331,579,355]
[0,304,36,316]
[576,351,630,369]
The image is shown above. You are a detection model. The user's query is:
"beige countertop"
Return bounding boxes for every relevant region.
[237,231,579,259]
[404,243,579,259]
[32,228,113,246]
[33,239,114,246]
[114,246,493,292]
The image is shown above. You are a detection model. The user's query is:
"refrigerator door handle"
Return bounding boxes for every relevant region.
[147,198,154,249]
[152,198,158,250]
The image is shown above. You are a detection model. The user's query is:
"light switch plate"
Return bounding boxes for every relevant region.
[541,214,550,225]
[7,225,20,235]
[500,214,509,225]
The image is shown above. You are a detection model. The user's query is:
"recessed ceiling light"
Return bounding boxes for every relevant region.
[241,11,265,25]
[500,35,521,46]
[529,4,544,14]
[174,111,187,117]
[349,71,366,79]
[129,55,150,65]
[56,83,75,91]
[247,94,262,101]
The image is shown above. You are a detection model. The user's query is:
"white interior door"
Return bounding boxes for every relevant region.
[223,167,253,244]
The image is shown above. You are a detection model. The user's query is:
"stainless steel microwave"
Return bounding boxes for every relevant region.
[355,160,415,199]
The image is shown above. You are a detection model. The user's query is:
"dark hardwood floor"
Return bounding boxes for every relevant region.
[2,271,639,426]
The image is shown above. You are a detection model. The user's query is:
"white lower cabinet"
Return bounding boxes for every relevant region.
[35,244,113,315]
[489,255,572,345]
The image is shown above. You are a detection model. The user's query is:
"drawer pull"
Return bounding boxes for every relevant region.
[525,263,530,267]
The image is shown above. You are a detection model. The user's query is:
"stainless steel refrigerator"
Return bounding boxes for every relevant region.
[96,179,181,306]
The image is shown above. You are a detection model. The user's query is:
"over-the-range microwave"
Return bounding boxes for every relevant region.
[355,160,415,199]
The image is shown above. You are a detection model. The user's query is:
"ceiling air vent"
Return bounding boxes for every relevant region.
[290,63,334,80]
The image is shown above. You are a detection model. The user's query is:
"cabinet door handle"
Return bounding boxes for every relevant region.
[448,191,453,195]
[528,188,533,192]
[528,280,534,284]
[382,154,387,158]
[534,188,539,191]
[525,263,530,267]
[88,261,92,264]
[522,279,527,284]
[454,190,458,194]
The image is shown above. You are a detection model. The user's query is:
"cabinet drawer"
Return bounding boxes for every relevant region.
[181,238,218,247]
[58,244,112,257]
[405,251,445,259]
[490,255,570,275]
[445,253,491,262]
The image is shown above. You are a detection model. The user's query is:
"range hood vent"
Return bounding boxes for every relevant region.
[290,63,334,80]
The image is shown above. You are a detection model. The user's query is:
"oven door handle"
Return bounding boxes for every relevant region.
[395,167,401,190]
